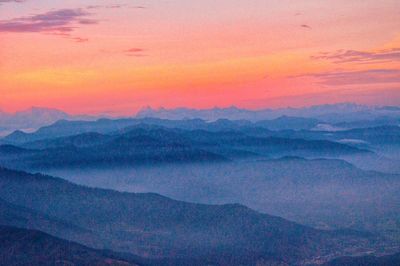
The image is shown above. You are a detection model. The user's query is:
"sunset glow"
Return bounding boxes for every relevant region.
[1,0,399,115]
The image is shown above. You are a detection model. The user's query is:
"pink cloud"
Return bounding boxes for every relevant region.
[312,48,400,64]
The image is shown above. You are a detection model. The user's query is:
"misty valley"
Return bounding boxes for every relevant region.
[0,104,400,265]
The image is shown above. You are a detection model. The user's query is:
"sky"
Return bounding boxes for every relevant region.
[0,0,399,115]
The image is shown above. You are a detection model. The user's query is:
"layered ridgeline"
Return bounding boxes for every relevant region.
[1,103,399,137]
[0,107,98,137]
[2,114,400,146]
[0,124,371,170]
[3,115,399,174]
[38,157,400,245]
[0,105,399,265]
[136,104,400,124]
[0,167,384,265]
[0,117,398,244]
[2,114,399,152]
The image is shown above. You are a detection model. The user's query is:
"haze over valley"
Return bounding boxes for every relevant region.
[0,103,399,265]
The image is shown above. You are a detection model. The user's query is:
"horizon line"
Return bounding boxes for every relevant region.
[1,101,399,117]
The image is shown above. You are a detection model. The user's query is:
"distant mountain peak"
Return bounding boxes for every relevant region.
[0,107,101,137]
[7,130,27,137]
[135,102,400,123]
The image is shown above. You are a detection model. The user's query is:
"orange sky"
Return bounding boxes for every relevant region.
[0,0,399,115]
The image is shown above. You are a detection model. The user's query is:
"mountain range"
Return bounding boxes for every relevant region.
[1,103,399,137]
[137,103,400,123]
[0,102,399,265]
[41,156,400,243]
[0,125,369,170]
[0,107,98,137]
[0,167,384,265]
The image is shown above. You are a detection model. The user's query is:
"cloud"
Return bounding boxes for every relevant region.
[124,48,147,57]
[0,8,97,34]
[0,0,26,3]
[307,69,400,86]
[0,8,97,42]
[126,48,144,53]
[72,36,89,43]
[86,4,145,10]
[87,5,121,9]
[312,48,400,64]
[300,24,311,29]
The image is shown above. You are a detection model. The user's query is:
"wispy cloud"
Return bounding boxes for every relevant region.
[307,69,400,86]
[71,36,89,43]
[0,9,97,33]
[0,0,26,3]
[86,4,145,10]
[312,48,400,64]
[0,8,97,42]
[87,5,121,9]
[124,48,147,57]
